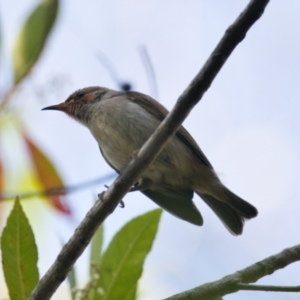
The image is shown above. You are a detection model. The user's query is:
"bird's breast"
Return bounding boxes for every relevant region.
[86,97,196,188]
[87,98,160,171]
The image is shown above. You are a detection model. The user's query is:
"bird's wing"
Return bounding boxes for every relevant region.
[125,91,212,168]
[142,188,203,226]
[100,144,203,225]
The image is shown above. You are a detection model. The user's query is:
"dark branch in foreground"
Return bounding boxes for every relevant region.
[28,1,270,299]
[164,244,300,300]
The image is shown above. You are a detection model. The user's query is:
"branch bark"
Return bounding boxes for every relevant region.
[164,244,300,300]
[29,0,270,299]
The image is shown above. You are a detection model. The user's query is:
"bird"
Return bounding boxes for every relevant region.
[42,86,258,235]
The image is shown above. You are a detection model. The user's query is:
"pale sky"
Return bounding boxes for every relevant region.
[1,1,300,299]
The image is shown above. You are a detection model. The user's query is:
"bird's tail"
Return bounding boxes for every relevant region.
[197,186,257,235]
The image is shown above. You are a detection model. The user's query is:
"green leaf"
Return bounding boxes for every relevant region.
[58,237,77,300]
[13,0,59,84]
[87,225,104,300]
[1,197,39,300]
[0,159,4,219]
[95,209,162,300]
[90,224,104,276]
[67,266,77,300]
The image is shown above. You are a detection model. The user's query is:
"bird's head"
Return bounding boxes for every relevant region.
[42,86,110,123]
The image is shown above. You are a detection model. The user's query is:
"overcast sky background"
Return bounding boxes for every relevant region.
[1,1,300,299]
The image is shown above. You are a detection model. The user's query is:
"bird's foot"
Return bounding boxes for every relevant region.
[130,179,152,192]
[147,163,155,172]
[130,149,139,159]
[119,199,125,208]
[98,191,106,201]
[99,185,125,208]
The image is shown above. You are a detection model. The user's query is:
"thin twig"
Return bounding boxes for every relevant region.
[95,51,132,91]
[29,1,270,299]
[237,283,300,292]
[139,45,159,99]
[0,85,18,111]
[95,51,120,85]
[164,244,300,299]
[0,174,116,201]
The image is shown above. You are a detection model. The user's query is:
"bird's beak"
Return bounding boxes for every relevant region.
[42,101,72,113]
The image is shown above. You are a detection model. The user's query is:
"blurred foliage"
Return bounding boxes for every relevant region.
[0,0,69,215]
[0,160,3,216]
[13,0,59,84]
[0,0,73,298]
[90,224,104,276]
[67,265,77,300]
[1,200,161,300]
[23,132,71,214]
[1,198,39,300]
[0,2,161,299]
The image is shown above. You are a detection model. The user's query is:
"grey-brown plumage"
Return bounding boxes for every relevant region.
[43,86,258,235]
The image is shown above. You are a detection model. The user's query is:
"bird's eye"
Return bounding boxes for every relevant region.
[76,92,85,98]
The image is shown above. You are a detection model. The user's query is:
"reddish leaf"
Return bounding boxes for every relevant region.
[47,195,71,215]
[23,134,71,215]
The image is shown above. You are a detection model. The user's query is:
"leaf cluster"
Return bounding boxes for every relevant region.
[1,197,162,300]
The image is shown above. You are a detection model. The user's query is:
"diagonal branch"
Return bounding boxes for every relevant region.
[164,244,300,299]
[28,0,270,299]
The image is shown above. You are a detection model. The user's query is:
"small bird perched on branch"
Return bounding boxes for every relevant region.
[43,86,258,235]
